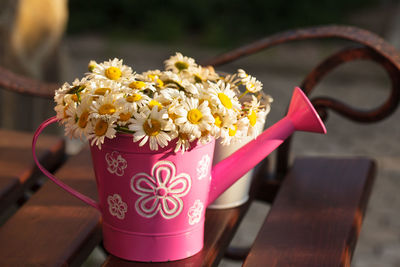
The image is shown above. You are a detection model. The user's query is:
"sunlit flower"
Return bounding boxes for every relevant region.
[207,80,241,117]
[174,98,214,141]
[87,117,117,148]
[90,58,133,82]
[64,98,92,138]
[91,93,119,120]
[219,116,248,145]
[244,95,267,137]
[54,78,88,122]
[52,55,273,152]
[174,133,191,154]
[164,52,197,73]
[87,79,123,98]
[128,107,173,151]
[117,90,150,113]
[141,70,164,88]
[245,76,263,93]
[237,69,250,83]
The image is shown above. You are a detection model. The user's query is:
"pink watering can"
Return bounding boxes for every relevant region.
[32,87,326,262]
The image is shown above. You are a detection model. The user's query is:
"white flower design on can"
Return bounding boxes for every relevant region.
[196,154,210,180]
[188,199,204,225]
[107,193,128,220]
[131,161,191,219]
[105,151,128,176]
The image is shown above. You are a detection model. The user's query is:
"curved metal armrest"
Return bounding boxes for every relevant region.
[0,66,59,99]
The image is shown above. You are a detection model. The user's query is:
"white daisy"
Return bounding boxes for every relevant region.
[206,80,241,117]
[174,133,191,154]
[181,79,200,96]
[54,78,89,122]
[88,60,98,72]
[87,79,123,98]
[115,101,135,126]
[174,98,214,141]
[125,80,156,93]
[87,117,117,149]
[90,58,133,82]
[91,93,119,120]
[244,94,273,138]
[55,99,77,123]
[195,65,219,82]
[209,113,223,138]
[65,98,92,138]
[164,52,197,73]
[219,116,248,146]
[237,69,250,83]
[128,107,173,151]
[117,90,150,112]
[160,71,186,91]
[141,70,165,88]
[144,93,167,112]
[245,76,263,93]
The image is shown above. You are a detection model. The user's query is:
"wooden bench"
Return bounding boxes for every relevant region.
[0,25,399,266]
[0,129,64,213]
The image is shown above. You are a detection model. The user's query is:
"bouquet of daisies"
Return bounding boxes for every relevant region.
[54,53,272,153]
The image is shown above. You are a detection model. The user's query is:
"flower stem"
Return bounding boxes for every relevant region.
[239,90,249,100]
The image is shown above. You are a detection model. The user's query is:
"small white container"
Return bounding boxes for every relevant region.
[208,124,264,209]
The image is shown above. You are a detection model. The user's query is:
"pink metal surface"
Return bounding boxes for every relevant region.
[90,135,215,261]
[32,86,326,262]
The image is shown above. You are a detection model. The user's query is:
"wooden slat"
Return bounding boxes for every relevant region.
[243,157,376,267]
[103,202,251,267]
[0,129,65,211]
[0,148,101,267]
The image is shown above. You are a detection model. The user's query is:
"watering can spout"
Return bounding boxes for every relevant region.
[207,87,326,206]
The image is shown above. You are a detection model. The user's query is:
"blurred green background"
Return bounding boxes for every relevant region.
[68,0,381,47]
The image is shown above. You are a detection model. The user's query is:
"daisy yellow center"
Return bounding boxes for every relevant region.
[194,74,203,83]
[95,87,110,95]
[248,110,257,127]
[149,100,162,111]
[105,67,122,80]
[129,81,146,90]
[175,61,188,71]
[98,104,116,115]
[143,119,161,136]
[78,111,89,128]
[246,82,255,92]
[119,112,131,121]
[126,94,142,102]
[94,120,109,136]
[187,109,203,124]
[156,78,164,88]
[218,93,233,109]
[228,124,238,137]
[214,114,222,128]
[71,94,79,102]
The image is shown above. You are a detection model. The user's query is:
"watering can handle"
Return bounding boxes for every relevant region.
[32,116,101,211]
